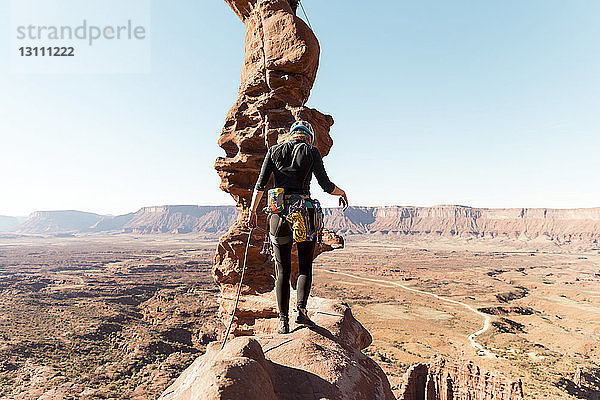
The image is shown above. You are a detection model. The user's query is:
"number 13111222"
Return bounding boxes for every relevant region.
[19,47,75,56]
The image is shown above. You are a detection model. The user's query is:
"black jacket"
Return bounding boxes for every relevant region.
[255,139,335,195]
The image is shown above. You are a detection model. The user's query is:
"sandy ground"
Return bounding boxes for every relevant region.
[0,233,598,399]
[311,235,600,399]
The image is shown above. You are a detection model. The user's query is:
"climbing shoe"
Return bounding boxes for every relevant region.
[295,308,315,326]
[277,319,290,334]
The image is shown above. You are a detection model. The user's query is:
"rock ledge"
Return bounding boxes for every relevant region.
[159,298,395,400]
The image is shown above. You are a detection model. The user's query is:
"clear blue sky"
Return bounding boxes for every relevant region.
[1,1,599,216]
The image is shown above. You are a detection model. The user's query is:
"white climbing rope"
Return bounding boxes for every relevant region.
[298,0,314,31]
[220,227,255,350]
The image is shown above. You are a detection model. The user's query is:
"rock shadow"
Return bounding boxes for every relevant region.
[556,370,600,399]
[268,360,341,400]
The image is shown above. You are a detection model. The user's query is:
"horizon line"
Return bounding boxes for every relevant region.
[5,203,600,218]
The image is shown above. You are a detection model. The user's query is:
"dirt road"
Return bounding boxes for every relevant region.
[319,269,496,357]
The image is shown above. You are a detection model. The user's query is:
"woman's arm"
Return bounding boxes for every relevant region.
[312,149,336,195]
[312,148,348,211]
[246,189,264,227]
[247,147,273,227]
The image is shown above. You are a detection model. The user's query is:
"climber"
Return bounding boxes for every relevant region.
[289,0,299,14]
[247,120,348,334]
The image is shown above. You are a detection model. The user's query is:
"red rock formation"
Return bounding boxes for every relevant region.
[398,357,524,400]
[159,298,395,400]
[213,0,342,335]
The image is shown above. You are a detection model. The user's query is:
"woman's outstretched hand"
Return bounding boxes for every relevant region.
[246,210,258,228]
[331,186,349,212]
[339,192,349,212]
[247,190,264,228]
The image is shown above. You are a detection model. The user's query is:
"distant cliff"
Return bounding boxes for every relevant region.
[96,206,237,234]
[13,206,237,235]
[10,205,600,242]
[324,205,600,242]
[0,216,24,232]
[14,211,104,234]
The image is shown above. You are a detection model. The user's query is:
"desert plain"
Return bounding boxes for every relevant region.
[0,233,598,399]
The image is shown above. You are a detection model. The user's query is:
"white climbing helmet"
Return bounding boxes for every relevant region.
[290,120,315,144]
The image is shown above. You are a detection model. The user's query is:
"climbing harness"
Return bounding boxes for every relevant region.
[220,226,255,350]
[263,190,325,248]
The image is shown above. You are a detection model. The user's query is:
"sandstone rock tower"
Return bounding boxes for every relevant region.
[213,0,341,334]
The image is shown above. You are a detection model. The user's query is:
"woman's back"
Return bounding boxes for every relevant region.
[255,139,335,196]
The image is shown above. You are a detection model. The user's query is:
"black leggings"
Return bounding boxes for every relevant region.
[270,213,316,320]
